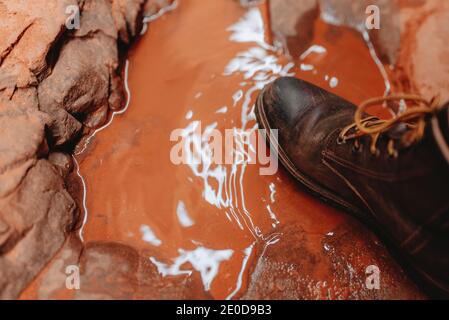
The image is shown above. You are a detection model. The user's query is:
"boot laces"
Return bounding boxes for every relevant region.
[338,94,441,157]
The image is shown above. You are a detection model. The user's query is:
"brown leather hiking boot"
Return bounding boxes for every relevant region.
[255,77,449,298]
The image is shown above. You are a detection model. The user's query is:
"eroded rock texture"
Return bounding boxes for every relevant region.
[242,222,424,300]
[20,236,210,300]
[0,0,146,299]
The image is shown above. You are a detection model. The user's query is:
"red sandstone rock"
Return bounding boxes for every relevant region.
[20,237,210,300]
[145,0,175,17]
[269,0,319,57]
[270,0,449,102]
[0,0,79,90]
[319,0,401,65]
[318,0,449,102]
[393,0,449,102]
[0,0,146,299]
[0,88,48,198]
[242,221,425,300]
[0,160,77,299]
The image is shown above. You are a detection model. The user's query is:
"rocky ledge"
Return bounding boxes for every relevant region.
[0,0,149,299]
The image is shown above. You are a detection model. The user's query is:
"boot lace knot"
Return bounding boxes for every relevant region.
[338,94,441,157]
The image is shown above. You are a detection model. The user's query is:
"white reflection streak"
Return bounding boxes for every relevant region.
[299,44,327,60]
[179,8,292,240]
[140,224,162,246]
[319,7,391,96]
[150,247,234,291]
[269,182,276,203]
[140,0,179,35]
[226,7,273,51]
[168,7,290,294]
[362,30,391,96]
[177,200,195,227]
[224,8,292,236]
[226,243,254,300]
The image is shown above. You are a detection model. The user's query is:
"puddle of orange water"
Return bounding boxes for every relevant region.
[23,0,392,300]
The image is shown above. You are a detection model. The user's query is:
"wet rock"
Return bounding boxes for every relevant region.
[319,0,401,65]
[242,221,425,300]
[84,104,110,129]
[0,0,147,298]
[271,0,400,64]
[0,160,77,299]
[78,242,210,299]
[0,88,48,198]
[44,108,83,147]
[48,152,74,178]
[269,0,319,57]
[393,0,449,102]
[116,0,146,43]
[38,34,116,132]
[0,0,79,90]
[20,237,211,300]
[38,0,145,143]
[318,0,449,101]
[270,0,449,102]
[108,75,127,111]
[145,0,176,17]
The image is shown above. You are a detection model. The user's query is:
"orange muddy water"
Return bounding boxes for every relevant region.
[22,0,424,299]
[75,0,410,299]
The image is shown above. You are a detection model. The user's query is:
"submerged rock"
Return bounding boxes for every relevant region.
[271,0,449,102]
[269,0,319,57]
[20,236,211,300]
[243,221,425,300]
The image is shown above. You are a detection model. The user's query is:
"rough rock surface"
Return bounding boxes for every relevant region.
[21,236,210,300]
[0,160,77,298]
[145,0,175,16]
[0,0,207,300]
[393,0,449,102]
[270,0,449,102]
[319,0,401,65]
[269,0,319,57]
[0,0,146,299]
[242,221,425,299]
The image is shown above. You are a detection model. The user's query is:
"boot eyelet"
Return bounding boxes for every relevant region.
[352,144,363,153]
[337,136,346,145]
[370,148,380,157]
[388,150,399,159]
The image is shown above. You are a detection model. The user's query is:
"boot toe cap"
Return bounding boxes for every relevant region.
[258,77,325,131]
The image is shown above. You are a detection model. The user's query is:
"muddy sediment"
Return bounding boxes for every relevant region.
[1,0,447,299]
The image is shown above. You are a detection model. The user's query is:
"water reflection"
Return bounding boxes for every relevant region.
[147,6,290,295]
[67,0,400,300]
[150,246,234,291]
